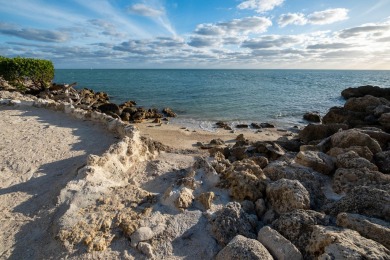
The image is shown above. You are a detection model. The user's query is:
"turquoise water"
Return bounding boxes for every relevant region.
[54,69,390,129]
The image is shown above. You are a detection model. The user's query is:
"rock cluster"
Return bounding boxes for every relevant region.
[205,85,390,259]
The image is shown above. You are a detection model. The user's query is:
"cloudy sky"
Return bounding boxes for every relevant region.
[1,0,390,69]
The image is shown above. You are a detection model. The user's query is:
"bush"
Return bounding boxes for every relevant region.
[0,56,54,92]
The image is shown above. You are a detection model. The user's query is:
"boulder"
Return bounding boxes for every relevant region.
[264,159,326,210]
[306,225,390,259]
[332,167,390,194]
[223,159,266,201]
[330,129,382,154]
[303,111,321,122]
[375,151,390,174]
[298,123,348,143]
[251,123,262,129]
[255,198,267,218]
[272,209,331,255]
[322,106,365,126]
[216,235,273,260]
[197,192,214,210]
[341,85,390,100]
[236,124,248,128]
[260,122,275,128]
[327,146,373,161]
[253,141,285,161]
[374,105,390,116]
[379,113,390,129]
[336,151,378,170]
[258,226,303,260]
[344,95,390,112]
[97,103,120,116]
[359,128,390,149]
[211,202,257,246]
[295,151,335,175]
[324,186,390,221]
[130,227,154,247]
[337,212,390,249]
[162,107,177,117]
[266,179,310,214]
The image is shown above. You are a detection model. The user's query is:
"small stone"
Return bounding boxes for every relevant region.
[130,227,154,248]
[197,192,215,210]
[137,242,155,259]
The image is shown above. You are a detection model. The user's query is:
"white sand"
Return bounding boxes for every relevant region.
[0,105,117,259]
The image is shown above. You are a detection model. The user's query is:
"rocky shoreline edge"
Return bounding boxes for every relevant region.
[0,83,390,259]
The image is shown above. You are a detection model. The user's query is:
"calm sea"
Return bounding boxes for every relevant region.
[54,69,390,130]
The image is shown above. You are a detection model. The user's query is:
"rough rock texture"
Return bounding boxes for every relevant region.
[307,225,390,259]
[379,112,390,129]
[325,186,390,221]
[253,141,286,161]
[299,124,349,143]
[211,202,256,246]
[375,151,390,174]
[266,179,310,214]
[221,159,266,201]
[336,151,378,170]
[295,151,335,175]
[264,159,326,209]
[336,212,390,249]
[328,146,374,161]
[330,129,382,154]
[137,242,155,259]
[359,128,390,150]
[322,106,364,126]
[332,168,390,194]
[255,198,267,218]
[303,112,321,122]
[175,187,194,210]
[272,209,331,255]
[258,226,303,260]
[344,95,390,112]
[130,227,154,247]
[341,85,390,100]
[197,192,215,210]
[216,235,273,260]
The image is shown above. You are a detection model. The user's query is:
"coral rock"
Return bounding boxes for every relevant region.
[295,151,335,175]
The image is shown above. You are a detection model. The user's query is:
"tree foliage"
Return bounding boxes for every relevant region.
[0,56,54,91]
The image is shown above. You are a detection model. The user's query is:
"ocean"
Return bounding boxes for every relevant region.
[54,69,390,130]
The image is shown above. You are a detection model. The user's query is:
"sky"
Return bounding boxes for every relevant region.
[0,0,390,69]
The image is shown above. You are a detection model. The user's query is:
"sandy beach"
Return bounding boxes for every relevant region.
[1,87,389,259]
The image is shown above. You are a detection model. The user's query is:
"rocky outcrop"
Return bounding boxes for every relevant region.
[272,209,331,256]
[306,225,390,259]
[375,151,390,174]
[324,186,390,221]
[298,123,348,143]
[258,226,303,260]
[341,85,390,100]
[266,179,310,214]
[332,168,389,194]
[330,129,382,154]
[210,202,257,246]
[335,151,378,170]
[295,151,335,175]
[303,111,321,122]
[216,235,273,260]
[336,212,390,249]
[327,146,373,161]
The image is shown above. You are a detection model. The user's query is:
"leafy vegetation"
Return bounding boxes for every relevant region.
[0,56,54,92]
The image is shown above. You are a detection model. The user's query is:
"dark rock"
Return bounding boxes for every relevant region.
[344,95,390,112]
[275,139,302,152]
[272,209,331,256]
[253,141,285,161]
[324,186,390,221]
[331,129,382,155]
[97,103,120,116]
[260,123,275,128]
[210,202,257,246]
[374,151,390,174]
[303,111,321,122]
[341,85,390,100]
[216,121,232,130]
[122,107,138,115]
[298,123,348,144]
[120,112,131,121]
[322,107,366,126]
[162,107,177,117]
[251,123,262,129]
[236,124,249,129]
[210,138,225,146]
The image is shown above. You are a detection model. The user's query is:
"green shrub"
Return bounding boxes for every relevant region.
[0,56,54,92]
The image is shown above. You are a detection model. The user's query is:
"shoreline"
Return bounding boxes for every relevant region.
[0,84,389,259]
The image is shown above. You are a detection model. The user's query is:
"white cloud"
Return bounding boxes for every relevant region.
[242,35,301,49]
[279,8,349,27]
[237,0,284,13]
[194,16,272,36]
[307,8,349,25]
[127,3,164,17]
[278,13,307,27]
